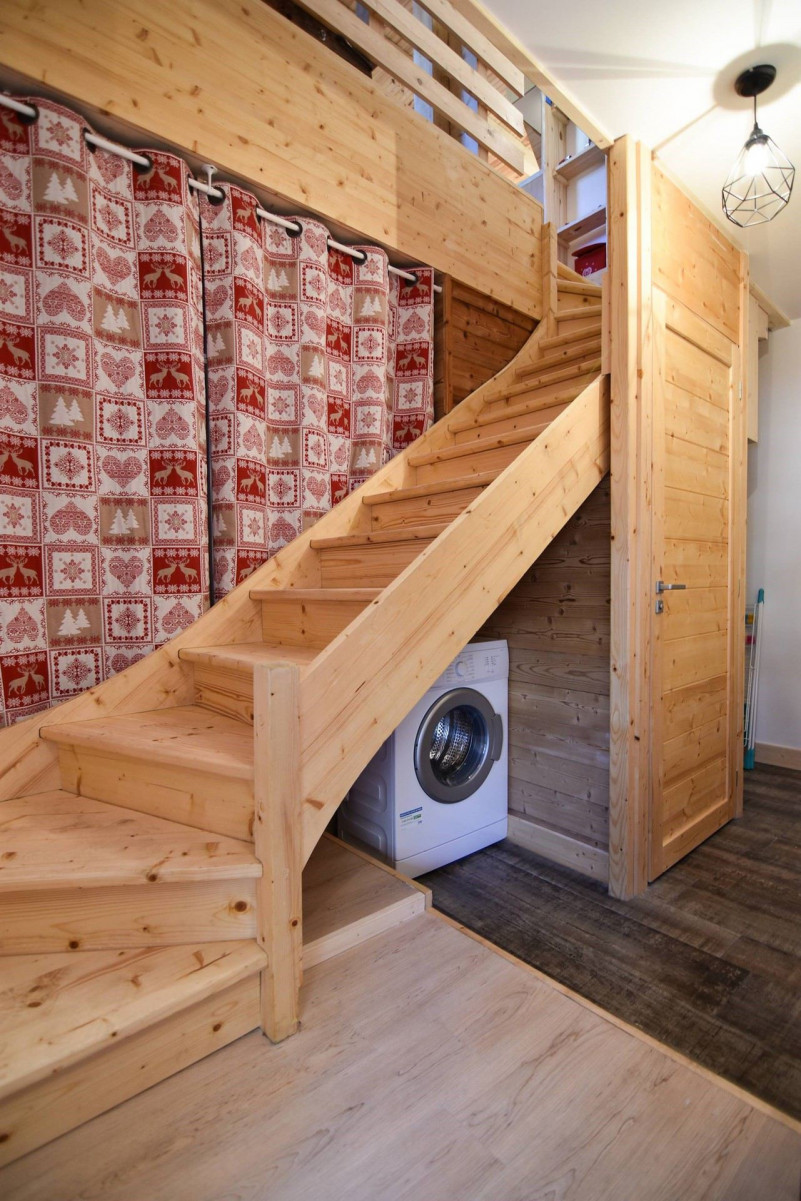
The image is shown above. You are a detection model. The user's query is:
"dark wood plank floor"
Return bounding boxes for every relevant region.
[420,763,801,1120]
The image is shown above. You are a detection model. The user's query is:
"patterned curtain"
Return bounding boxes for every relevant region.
[199,186,435,596]
[0,99,208,725]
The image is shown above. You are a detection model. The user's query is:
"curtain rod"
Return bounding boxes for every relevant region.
[0,93,440,292]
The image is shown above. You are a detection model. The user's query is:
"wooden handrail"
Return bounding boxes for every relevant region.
[298,373,610,861]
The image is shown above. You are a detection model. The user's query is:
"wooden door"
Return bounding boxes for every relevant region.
[649,289,743,878]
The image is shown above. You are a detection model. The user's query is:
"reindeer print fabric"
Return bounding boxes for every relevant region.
[0,99,208,725]
[200,187,434,596]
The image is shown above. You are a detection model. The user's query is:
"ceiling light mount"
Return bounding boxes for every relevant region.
[722,63,794,228]
[733,64,776,98]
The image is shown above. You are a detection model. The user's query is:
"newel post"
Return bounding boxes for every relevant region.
[253,662,303,1042]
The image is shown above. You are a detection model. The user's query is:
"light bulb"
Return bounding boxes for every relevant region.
[743,135,771,176]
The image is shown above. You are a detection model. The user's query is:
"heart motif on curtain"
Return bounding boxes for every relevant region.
[108,555,145,588]
[155,409,190,440]
[307,395,325,423]
[102,453,143,488]
[95,245,132,287]
[100,353,136,390]
[208,376,229,406]
[161,600,193,634]
[42,281,87,322]
[306,475,327,502]
[49,500,93,537]
[204,284,229,315]
[267,348,294,377]
[303,310,325,335]
[0,160,24,201]
[356,370,383,396]
[143,209,179,244]
[93,150,126,186]
[241,423,263,453]
[6,606,39,643]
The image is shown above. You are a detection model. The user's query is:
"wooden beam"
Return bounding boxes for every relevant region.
[358,0,525,135]
[749,280,791,332]
[730,252,748,819]
[253,663,303,1042]
[0,0,543,316]
[607,136,651,900]
[441,0,615,149]
[291,0,525,171]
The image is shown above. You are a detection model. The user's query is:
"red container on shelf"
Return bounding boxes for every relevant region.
[573,242,606,276]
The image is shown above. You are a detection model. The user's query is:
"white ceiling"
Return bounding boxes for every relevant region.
[485,0,801,318]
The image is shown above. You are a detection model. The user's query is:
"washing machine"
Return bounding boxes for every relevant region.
[338,639,508,877]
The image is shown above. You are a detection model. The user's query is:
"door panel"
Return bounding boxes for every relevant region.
[650,287,741,878]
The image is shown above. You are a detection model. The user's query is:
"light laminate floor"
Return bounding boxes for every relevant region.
[1,909,799,1201]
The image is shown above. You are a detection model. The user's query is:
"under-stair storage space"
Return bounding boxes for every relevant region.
[478,477,611,883]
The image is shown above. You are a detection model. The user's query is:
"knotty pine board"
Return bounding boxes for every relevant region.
[478,475,610,858]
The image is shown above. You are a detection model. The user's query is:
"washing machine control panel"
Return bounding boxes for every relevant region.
[433,640,509,688]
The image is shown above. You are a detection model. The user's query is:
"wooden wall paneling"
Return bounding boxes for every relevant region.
[651,166,741,343]
[478,476,611,881]
[607,136,652,899]
[433,275,454,421]
[443,280,536,412]
[0,0,543,317]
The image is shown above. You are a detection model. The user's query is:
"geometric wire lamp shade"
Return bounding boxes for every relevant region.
[722,123,796,227]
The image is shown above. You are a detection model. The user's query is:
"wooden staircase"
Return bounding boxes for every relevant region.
[0,233,608,1164]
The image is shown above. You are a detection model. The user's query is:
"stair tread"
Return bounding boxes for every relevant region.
[557,278,603,295]
[362,470,497,506]
[451,383,590,433]
[540,320,601,352]
[0,791,260,892]
[311,524,446,550]
[499,358,602,401]
[408,423,544,467]
[559,304,602,321]
[249,587,381,602]
[179,642,319,671]
[41,705,253,778]
[0,940,267,1100]
[303,836,427,968]
[515,335,602,379]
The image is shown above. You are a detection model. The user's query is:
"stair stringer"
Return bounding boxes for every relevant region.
[0,305,559,805]
[298,374,610,862]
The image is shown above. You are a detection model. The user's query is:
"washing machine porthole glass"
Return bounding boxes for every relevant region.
[414,686,504,804]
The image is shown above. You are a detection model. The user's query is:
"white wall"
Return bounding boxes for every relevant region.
[746,319,801,752]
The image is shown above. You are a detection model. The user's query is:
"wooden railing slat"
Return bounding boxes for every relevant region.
[291,0,526,172]
[414,0,525,95]
[362,0,525,136]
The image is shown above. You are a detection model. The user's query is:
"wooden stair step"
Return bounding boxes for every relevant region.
[303,835,428,969]
[559,304,602,322]
[310,523,446,551]
[0,791,259,891]
[514,333,601,380]
[452,381,590,433]
[539,319,601,353]
[361,472,495,530]
[0,940,267,1102]
[408,424,537,467]
[311,524,446,588]
[557,278,603,297]
[246,588,381,651]
[40,706,255,840]
[41,705,252,778]
[498,358,602,402]
[180,643,319,724]
[0,837,426,1165]
[0,791,261,955]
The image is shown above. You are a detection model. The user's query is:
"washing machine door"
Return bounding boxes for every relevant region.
[413,686,504,804]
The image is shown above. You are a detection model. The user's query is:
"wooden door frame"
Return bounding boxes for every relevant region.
[607,136,748,899]
[608,136,652,899]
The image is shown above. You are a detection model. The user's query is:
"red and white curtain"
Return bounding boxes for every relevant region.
[199,186,434,595]
[0,99,208,725]
[0,98,435,724]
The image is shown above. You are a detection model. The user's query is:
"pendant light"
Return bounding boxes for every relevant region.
[722,64,795,227]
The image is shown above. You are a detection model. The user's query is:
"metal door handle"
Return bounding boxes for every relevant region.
[656,581,686,593]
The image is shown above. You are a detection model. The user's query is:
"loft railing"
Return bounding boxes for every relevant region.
[264,0,539,180]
